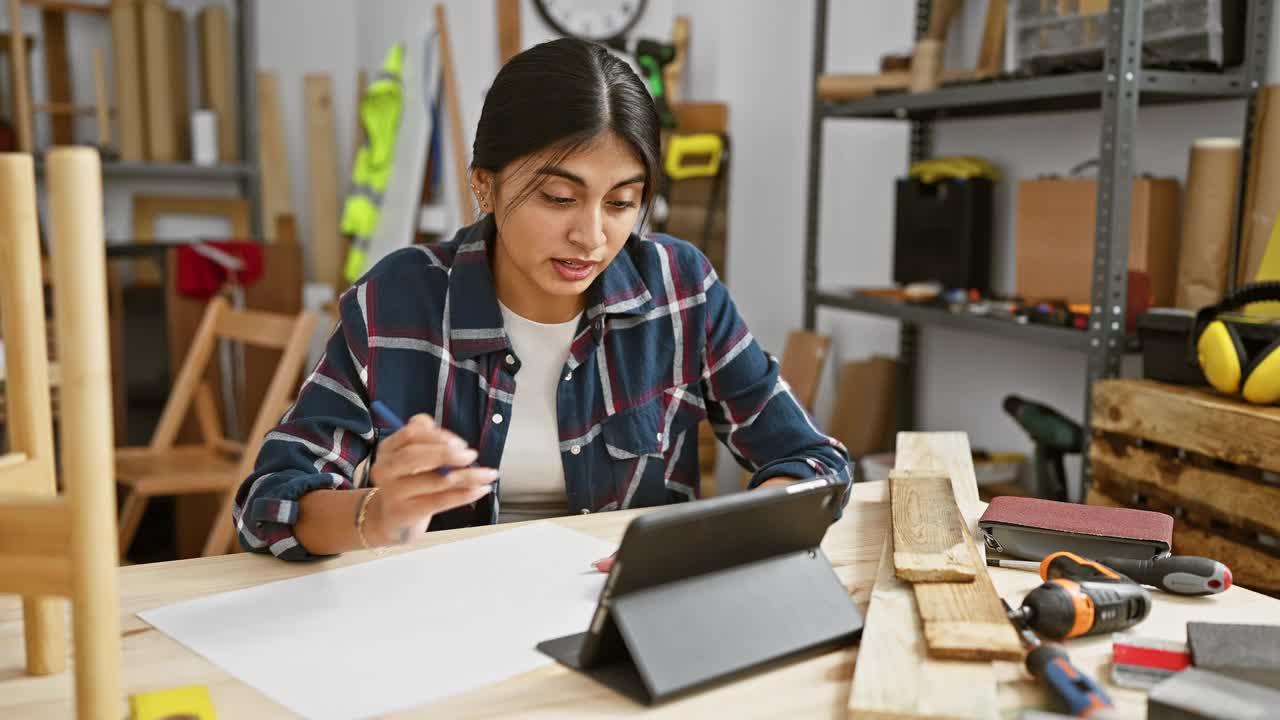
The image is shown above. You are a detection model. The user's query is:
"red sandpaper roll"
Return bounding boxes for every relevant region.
[980,496,1173,545]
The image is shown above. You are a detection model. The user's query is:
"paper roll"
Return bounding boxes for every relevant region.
[190,109,219,167]
[1175,138,1241,309]
[1240,86,1280,285]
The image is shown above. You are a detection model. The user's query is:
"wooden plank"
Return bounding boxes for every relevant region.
[256,70,293,239]
[1091,438,1280,535]
[895,436,1023,662]
[167,6,189,161]
[304,73,341,292]
[110,0,146,160]
[974,0,1007,78]
[0,498,70,556]
[849,432,1002,719]
[92,47,110,147]
[41,7,74,144]
[436,5,474,221]
[140,0,177,161]
[197,4,236,162]
[1092,379,1280,474]
[8,0,34,151]
[495,0,520,65]
[1087,489,1280,596]
[664,15,689,103]
[891,471,976,582]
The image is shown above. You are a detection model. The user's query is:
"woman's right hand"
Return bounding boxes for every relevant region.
[366,413,497,546]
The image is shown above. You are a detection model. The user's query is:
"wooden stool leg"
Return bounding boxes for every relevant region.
[48,147,123,718]
[201,488,237,557]
[0,153,68,676]
[22,596,67,675]
[116,491,148,560]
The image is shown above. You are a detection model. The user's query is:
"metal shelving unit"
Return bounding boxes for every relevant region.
[27,0,261,234]
[802,0,1272,500]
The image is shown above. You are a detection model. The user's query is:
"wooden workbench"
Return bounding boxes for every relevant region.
[2,432,1278,718]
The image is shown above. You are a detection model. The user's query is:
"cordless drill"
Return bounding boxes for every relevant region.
[1002,395,1082,501]
[623,38,678,129]
[1008,552,1153,641]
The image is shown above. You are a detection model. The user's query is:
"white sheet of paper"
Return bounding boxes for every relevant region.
[139,524,615,720]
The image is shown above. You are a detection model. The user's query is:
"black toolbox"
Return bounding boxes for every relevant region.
[893,177,993,294]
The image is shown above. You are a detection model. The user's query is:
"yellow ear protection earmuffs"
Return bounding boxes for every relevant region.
[1191,282,1280,405]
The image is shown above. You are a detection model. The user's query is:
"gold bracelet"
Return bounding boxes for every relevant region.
[356,487,384,554]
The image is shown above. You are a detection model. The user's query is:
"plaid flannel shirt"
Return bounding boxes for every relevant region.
[233,216,852,560]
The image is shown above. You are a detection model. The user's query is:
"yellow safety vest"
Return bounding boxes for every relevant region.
[342,44,405,283]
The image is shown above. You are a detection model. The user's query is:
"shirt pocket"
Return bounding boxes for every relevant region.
[600,387,707,461]
[601,398,665,460]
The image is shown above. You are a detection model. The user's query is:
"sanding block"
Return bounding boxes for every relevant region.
[1187,622,1280,691]
[1148,668,1280,720]
[978,496,1172,561]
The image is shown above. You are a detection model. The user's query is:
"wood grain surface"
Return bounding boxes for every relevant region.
[891,471,976,583]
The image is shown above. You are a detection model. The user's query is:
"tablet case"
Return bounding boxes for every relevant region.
[978,496,1172,562]
[537,478,863,705]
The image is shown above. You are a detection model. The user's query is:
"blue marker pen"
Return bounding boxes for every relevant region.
[369,401,499,524]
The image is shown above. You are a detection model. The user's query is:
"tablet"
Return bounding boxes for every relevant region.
[537,475,863,703]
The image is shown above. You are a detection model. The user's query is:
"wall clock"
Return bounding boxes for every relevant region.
[532,0,648,45]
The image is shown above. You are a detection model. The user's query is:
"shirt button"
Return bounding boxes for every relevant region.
[656,432,663,441]
[570,445,581,455]
[563,371,572,381]
[492,413,504,424]
[504,354,515,366]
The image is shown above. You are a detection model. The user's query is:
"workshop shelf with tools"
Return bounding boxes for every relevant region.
[802,0,1274,501]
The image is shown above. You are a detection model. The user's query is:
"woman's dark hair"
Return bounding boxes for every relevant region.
[471,37,661,222]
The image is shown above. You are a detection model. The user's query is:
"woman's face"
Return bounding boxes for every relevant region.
[480,131,646,324]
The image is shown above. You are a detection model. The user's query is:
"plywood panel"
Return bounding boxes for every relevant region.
[256,71,293,240]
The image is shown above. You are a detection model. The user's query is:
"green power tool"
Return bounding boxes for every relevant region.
[1002,395,1083,501]
[607,37,677,129]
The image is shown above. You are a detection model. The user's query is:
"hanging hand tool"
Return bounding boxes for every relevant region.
[1003,599,1119,719]
[989,550,1232,597]
[1006,556,1152,641]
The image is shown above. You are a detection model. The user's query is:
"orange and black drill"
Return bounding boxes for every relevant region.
[1007,552,1153,641]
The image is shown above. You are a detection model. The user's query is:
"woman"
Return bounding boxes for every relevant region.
[233,37,852,561]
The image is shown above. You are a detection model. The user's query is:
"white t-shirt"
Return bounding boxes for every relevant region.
[495,301,581,523]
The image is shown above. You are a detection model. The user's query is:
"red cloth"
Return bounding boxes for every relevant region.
[175,241,265,299]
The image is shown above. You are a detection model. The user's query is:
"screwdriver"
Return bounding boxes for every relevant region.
[1002,599,1119,719]
[987,551,1231,596]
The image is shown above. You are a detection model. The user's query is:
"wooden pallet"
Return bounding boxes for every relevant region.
[1088,379,1280,596]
